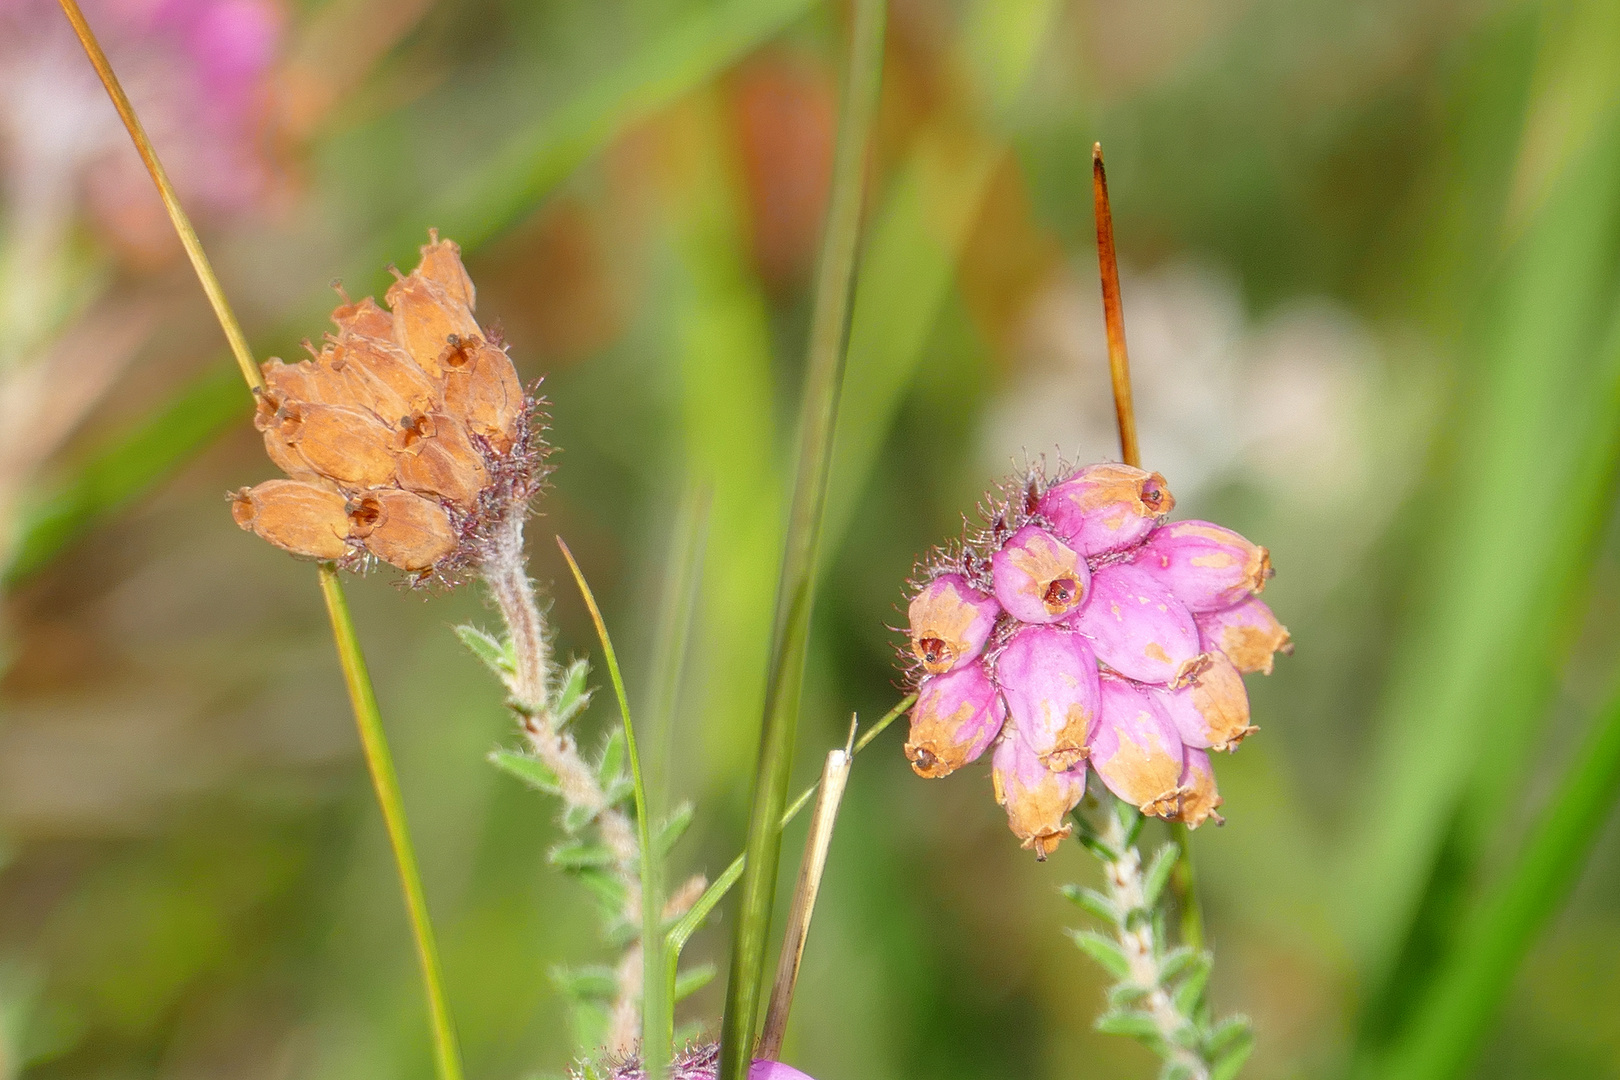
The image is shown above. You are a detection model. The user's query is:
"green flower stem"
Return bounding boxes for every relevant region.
[320,568,463,1080]
[58,4,463,1077]
[557,538,668,1080]
[716,0,886,1075]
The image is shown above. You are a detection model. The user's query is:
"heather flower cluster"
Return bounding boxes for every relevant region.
[574,1044,814,1080]
[230,232,543,583]
[903,462,1290,857]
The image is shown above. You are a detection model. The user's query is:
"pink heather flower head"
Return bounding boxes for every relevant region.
[0,0,283,259]
[579,1044,816,1080]
[900,460,1291,856]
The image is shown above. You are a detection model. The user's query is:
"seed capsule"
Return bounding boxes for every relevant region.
[261,357,325,405]
[995,625,1100,771]
[1090,676,1185,817]
[229,479,352,560]
[990,524,1089,624]
[1037,462,1173,555]
[1166,748,1224,828]
[907,573,1000,675]
[418,232,476,309]
[1132,519,1271,613]
[1069,562,1203,686]
[991,720,1087,859]
[904,661,1006,778]
[387,271,482,378]
[326,335,442,420]
[1157,653,1255,751]
[440,335,523,454]
[1195,595,1292,675]
[393,411,490,509]
[331,295,396,341]
[273,402,399,490]
[346,488,458,571]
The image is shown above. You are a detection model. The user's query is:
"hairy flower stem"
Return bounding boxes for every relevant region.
[1097,807,1212,1080]
[478,510,644,1048]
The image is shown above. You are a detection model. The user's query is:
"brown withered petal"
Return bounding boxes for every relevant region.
[393,411,489,509]
[441,336,523,453]
[386,272,482,378]
[331,295,395,341]
[327,335,441,420]
[230,479,352,560]
[279,402,400,490]
[261,358,325,405]
[418,231,476,310]
[346,488,457,571]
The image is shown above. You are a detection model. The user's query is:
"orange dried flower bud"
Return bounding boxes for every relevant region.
[276,402,399,489]
[418,231,476,309]
[393,411,490,509]
[230,479,352,560]
[1166,748,1224,828]
[387,273,481,378]
[441,335,523,453]
[331,295,396,341]
[346,488,457,571]
[327,335,441,420]
[261,357,325,405]
[1158,653,1256,751]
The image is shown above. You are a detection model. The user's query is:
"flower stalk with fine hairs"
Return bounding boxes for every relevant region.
[1064,800,1253,1080]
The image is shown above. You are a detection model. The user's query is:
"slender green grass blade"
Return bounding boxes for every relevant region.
[716,3,887,1076]
[319,567,464,1080]
[1376,676,1620,1080]
[1340,92,1620,1001]
[556,538,666,1080]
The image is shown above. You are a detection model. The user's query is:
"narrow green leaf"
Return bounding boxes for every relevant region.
[657,801,695,856]
[1107,982,1153,1007]
[562,803,595,835]
[1172,954,1213,1016]
[1158,946,1199,982]
[553,658,593,728]
[716,3,887,1077]
[1060,883,1120,925]
[487,748,563,796]
[673,962,717,1002]
[1095,1008,1163,1042]
[597,728,626,789]
[1160,1062,1196,1080]
[573,867,629,912]
[1141,844,1180,909]
[1067,929,1131,981]
[1211,1027,1256,1080]
[455,624,515,679]
[550,964,620,1002]
[549,842,617,871]
[1205,1016,1253,1057]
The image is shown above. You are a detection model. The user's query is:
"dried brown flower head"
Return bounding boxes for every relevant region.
[231,231,546,583]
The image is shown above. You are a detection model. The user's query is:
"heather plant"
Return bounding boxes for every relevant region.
[21,2,1620,1080]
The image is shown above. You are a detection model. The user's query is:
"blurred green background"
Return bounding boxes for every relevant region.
[3,0,1620,1077]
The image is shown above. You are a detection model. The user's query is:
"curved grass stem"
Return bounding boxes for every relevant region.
[57,5,463,1077]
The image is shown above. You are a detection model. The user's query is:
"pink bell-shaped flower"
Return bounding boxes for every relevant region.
[1156,653,1255,751]
[906,572,1000,674]
[991,524,1089,624]
[1037,462,1173,554]
[1195,595,1292,675]
[1090,676,1185,817]
[991,719,1088,859]
[904,661,1006,778]
[995,624,1101,771]
[1132,519,1271,613]
[1069,562,1203,686]
[1168,748,1224,828]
